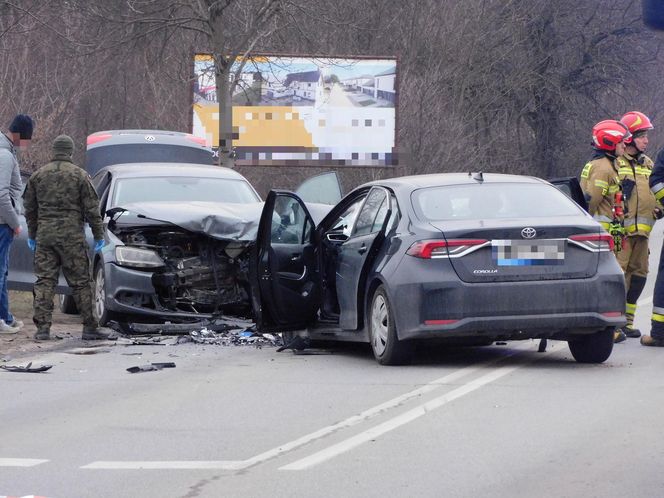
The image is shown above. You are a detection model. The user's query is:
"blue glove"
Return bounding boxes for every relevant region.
[27,239,36,252]
[94,239,105,253]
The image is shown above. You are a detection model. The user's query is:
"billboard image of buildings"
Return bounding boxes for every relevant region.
[192,55,397,166]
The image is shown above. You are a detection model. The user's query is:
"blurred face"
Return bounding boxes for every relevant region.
[615,140,626,157]
[632,131,649,152]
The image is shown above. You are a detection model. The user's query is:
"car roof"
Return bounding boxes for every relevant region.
[364,172,548,191]
[96,163,249,180]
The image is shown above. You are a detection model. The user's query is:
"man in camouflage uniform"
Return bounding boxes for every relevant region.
[23,135,109,340]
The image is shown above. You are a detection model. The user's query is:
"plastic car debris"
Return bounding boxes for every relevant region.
[1,362,53,373]
[66,347,111,355]
[126,362,176,373]
[538,338,548,353]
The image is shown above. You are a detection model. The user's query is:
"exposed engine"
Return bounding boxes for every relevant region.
[115,227,252,315]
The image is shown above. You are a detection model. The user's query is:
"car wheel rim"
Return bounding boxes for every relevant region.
[371,294,389,356]
[94,268,105,321]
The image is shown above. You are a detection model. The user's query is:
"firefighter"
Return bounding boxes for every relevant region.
[616,111,657,339]
[642,147,664,346]
[579,119,631,343]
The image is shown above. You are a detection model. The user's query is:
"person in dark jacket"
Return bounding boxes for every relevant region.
[0,114,33,335]
[642,147,664,346]
[23,135,109,341]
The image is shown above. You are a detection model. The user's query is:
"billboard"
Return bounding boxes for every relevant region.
[192,54,397,166]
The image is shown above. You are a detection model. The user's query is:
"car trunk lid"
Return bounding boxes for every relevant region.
[427,218,606,283]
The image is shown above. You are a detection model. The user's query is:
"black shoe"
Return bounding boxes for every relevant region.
[82,327,113,340]
[641,335,664,347]
[614,329,627,344]
[624,327,642,338]
[33,330,51,341]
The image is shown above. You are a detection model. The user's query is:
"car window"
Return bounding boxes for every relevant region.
[412,183,582,221]
[353,188,388,237]
[271,196,311,244]
[111,176,259,206]
[329,195,367,237]
[295,172,342,205]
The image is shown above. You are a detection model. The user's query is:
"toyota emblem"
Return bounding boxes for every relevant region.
[144,135,156,142]
[521,227,537,239]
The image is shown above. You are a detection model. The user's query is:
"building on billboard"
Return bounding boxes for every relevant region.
[191,54,398,166]
[284,70,321,103]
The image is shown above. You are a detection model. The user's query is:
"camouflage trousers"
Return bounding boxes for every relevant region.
[33,236,97,332]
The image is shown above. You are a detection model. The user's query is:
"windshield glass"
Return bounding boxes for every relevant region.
[112,176,260,206]
[412,183,583,221]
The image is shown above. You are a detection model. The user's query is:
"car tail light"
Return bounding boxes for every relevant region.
[185,134,207,146]
[86,133,112,146]
[406,239,488,259]
[568,234,614,252]
[602,311,623,317]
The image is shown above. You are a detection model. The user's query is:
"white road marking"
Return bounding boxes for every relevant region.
[638,296,653,306]
[281,355,545,470]
[80,342,543,471]
[0,458,49,467]
[82,460,244,470]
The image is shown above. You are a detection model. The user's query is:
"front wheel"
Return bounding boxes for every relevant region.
[58,293,78,314]
[369,285,413,365]
[93,263,111,326]
[568,327,614,363]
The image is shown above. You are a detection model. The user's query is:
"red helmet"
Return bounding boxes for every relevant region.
[620,111,654,144]
[592,120,631,151]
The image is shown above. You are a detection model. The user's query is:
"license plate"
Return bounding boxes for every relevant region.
[492,240,565,266]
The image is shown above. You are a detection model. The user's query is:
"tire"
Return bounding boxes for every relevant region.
[369,285,413,365]
[93,263,111,326]
[568,327,614,363]
[58,293,78,314]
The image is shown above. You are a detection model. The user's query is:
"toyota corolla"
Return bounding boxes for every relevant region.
[252,172,626,365]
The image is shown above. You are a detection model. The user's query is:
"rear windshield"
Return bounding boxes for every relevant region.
[86,144,215,176]
[112,176,260,206]
[412,183,583,221]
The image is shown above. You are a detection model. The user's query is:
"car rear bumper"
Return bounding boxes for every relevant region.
[388,257,626,341]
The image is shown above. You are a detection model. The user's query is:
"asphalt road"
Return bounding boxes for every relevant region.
[2,225,664,498]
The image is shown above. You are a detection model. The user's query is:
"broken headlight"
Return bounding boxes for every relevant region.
[115,246,165,269]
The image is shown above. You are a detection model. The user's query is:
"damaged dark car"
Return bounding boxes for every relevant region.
[92,163,339,325]
[91,163,265,324]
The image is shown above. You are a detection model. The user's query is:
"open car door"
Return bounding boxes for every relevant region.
[549,177,589,212]
[252,190,321,332]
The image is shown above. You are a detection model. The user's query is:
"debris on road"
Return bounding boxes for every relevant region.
[1,362,53,373]
[65,347,111,355]
[126,362,176,373]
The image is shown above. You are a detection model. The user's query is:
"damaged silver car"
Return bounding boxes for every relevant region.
[93,163,339,325]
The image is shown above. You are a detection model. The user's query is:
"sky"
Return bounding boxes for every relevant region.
[195,56,396,86]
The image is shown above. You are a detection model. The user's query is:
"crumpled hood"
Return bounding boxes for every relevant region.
[114,201,265,241]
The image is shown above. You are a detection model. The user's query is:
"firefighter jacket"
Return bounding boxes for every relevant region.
[580,152,621,231]
[617,152,656,237]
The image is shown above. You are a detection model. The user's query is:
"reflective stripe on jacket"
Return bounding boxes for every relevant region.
[618,153,656,237]
[580,154,621,226]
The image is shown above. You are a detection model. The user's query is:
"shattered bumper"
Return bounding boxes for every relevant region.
[104,262,212,321]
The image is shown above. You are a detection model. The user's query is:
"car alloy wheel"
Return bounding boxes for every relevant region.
[93,264,107,325]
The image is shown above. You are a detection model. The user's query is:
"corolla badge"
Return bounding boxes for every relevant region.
[473,269,498,274]
[521,227,537,239]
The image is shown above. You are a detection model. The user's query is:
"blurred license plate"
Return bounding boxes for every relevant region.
[492,240,565,266]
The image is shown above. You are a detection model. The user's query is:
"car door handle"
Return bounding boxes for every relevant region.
[358,244,367,255]
[291,253,301,261]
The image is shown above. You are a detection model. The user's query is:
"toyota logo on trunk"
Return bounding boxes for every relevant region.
[521,227,537,239]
